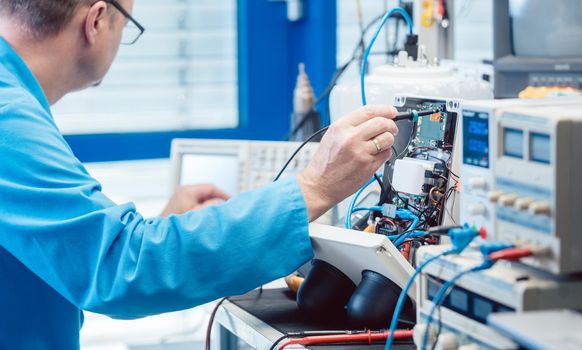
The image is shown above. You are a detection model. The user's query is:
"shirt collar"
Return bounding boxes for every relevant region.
[0,36,51,114]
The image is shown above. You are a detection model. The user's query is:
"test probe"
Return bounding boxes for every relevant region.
[393,109,440,122]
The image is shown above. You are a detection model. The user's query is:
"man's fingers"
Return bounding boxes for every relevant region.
[198,198,226,209]
[367,131,395,156]
[357,117,399,140]
[184,184,231,201]
[203,185,231,201]
[340,105,398,126]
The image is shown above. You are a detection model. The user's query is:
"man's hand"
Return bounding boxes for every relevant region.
[297,105,398,221]
[161,184,230,217]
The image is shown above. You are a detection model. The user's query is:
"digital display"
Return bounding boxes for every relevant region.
[448,289,469,313]
[426,274,516,325]
[180,153,240,196]
[473,296,494,323]
[530,132,551,164]
[462,110,489,168]
[504,128,524,159]
[427,278,440,300]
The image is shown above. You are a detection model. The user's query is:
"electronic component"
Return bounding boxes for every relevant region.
[392,158,438,195]
[385,95,461,229]
[487,104,582,274]
[415,244,582,350]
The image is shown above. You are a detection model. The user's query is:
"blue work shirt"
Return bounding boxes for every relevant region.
[0,37,313,349]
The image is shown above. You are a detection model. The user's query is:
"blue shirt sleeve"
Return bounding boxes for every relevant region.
[0,97,314,319]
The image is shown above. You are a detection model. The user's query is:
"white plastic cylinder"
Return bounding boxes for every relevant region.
[329,60,493,123]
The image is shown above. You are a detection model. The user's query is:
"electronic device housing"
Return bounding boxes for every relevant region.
[415,245,582,350]
[459,98,582,241]
[383,95,462,228]
[489,104,582,274]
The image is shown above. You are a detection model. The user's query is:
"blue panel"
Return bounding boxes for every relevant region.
[65,129,253,163]
[286,0,337,127]
[66,0,337,163]
[238,0,336,139]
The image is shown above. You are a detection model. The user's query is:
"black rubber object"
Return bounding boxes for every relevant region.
[347,270,403,329]
[296,259,357,320]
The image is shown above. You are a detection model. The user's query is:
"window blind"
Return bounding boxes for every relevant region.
[52,0,238,135]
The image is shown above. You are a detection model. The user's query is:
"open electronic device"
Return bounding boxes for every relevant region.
[347,96,463,266]
[390,95,461,226]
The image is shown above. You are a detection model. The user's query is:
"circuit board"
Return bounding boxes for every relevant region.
[415,112,447,147]
[382,96,460,222]
[411,101,456,149]
[346,96,461,266]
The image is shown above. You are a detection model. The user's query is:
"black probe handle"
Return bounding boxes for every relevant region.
[393,109,439,122]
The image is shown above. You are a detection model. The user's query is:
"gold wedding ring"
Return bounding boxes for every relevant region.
[372,138,383,155]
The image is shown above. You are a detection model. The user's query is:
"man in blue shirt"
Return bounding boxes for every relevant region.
[0,0,399,348]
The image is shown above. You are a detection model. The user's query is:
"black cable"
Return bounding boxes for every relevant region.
[274,127,329,182]
[287,50,398,141]
[431,280,457,350]
[287,10,407,141]
[205,297,228,350]
[384,175,422,212]
[269,334,289,350]
[373,173,388,206]
[409,149,460,179]
[394,121,416,160]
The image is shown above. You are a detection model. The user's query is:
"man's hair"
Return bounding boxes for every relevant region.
[0,0,91,36]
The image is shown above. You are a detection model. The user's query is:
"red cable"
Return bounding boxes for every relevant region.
[437,0,445,18]
[489,248,533,262]
[277,329,413,349]
[400,240,412,261]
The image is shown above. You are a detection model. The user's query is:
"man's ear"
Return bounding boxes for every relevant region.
[84,1,109,45]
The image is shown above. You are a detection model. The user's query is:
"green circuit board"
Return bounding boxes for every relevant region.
[413,103,449,148]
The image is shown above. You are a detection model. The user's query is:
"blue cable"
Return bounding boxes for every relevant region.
[352,206,384,214]
[345,176,379,229]
[360,7,413,106]
[385,226,479,350]
[421,261,494,350]
[419,242,516,348]
[393,230,426,247]
[383,249,453,350]
[390,209,421,246]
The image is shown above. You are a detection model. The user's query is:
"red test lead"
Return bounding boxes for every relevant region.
[277,329,413,349]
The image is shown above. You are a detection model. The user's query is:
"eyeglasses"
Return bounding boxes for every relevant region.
[104,0,145,45]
